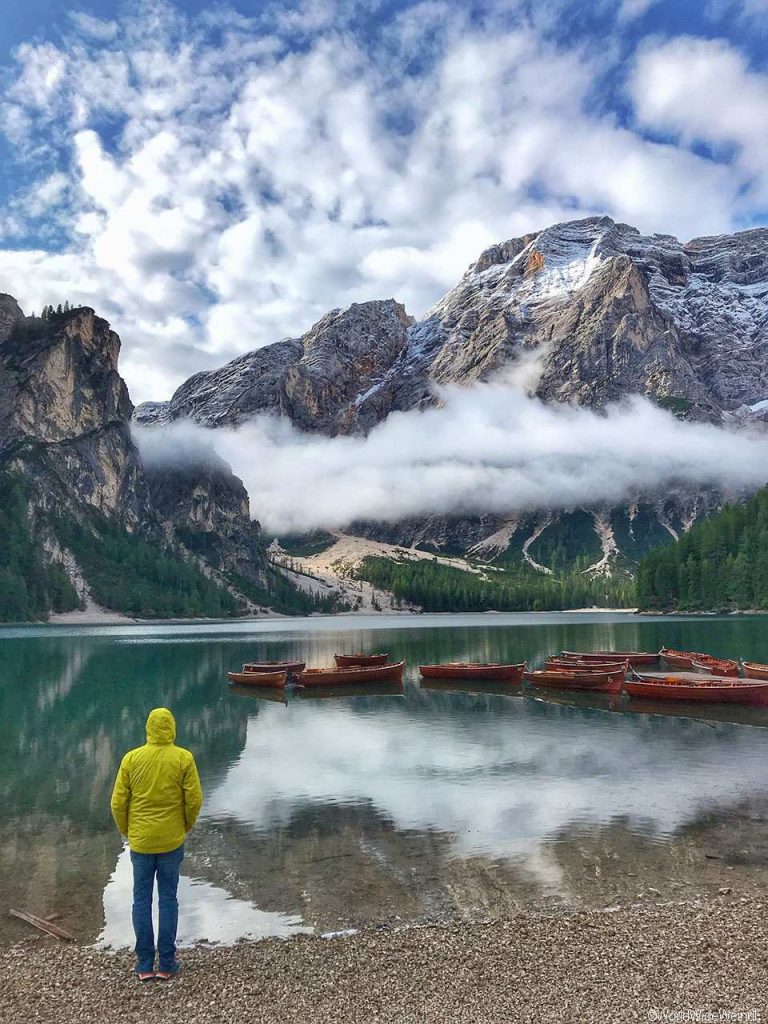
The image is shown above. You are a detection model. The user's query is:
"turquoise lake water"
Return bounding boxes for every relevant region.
[3,611,768,947]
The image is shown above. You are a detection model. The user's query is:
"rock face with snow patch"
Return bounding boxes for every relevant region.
[139,217,768,435]
[136,215,768,573]
[139,300,413,435]
[381,217,768,421]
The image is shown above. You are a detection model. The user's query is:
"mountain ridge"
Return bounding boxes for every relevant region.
[136,214,768,575]
[138,215,768,432]
[0,301,340,620]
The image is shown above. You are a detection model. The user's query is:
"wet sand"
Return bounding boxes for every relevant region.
[2,897,766,1024]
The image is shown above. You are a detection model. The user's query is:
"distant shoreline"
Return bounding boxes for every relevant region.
[6,606,646,628]
[3,606,767,630]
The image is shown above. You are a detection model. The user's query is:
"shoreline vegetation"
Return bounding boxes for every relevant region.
[4,606,653,628]
[638,487,768,613]
[2,898,764,1023]
[6,470,768,625]
[8,605,768,629]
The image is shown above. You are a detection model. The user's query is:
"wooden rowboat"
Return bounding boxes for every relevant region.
[743,661,768,681]
[296,661,405,687]
[661,649,739,676]
[419,662,526,683]
[545,657,627,672]
[228,670,288,688]
[334,653,390,667]
[690,655,739,677]
[627,674,768,704]
[660,648,698,669]
[242,660,306,674]
[561,650,658,666]
[523,669,624,694]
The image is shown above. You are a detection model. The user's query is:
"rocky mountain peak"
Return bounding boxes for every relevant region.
[0,293,279,610]
[137,297,415,435]
[130,213,768,577]
[136,214,768,438]
[1,305,133,446]
[382,215,768,420]
[0,302,148,523]
[281,298,413,433]
[0,293,24,343]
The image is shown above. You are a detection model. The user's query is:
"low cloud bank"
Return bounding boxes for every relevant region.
[133,384,768,534]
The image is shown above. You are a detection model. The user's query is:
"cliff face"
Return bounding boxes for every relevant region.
[403,217,768,419]
[138,217,768,436]
[0,302,272,614]
[0,306,150,524]
[144,441,268,582]
[137,299,414,435]
[136,216,768,574]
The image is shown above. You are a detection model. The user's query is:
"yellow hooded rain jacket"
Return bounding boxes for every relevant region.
[110,707,203,854]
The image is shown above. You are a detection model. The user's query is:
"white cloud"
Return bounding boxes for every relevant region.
[706,0,768,29]
[618,0,661,22]
[629,36,768,205]
[134,383,768,534]
[68,11,119,41]
[0,2,762,402]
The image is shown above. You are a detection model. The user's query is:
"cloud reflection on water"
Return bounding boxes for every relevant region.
[205,695,768,864]
[98,846,312,950]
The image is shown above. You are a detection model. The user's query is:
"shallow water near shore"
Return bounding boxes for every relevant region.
[3,611,768,948]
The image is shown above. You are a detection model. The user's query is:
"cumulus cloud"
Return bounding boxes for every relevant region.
[617,0,661,22]
[629,36,768,205]
[0,1,762,402]
[706,0,768,30]
[68,12,119,42]
[133,383,768,534]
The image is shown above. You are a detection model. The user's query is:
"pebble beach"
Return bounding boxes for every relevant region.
[2,898,766,1024]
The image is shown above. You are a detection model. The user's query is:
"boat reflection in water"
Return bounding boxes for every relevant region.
[419,678,525,699]
[228,684,288,705]
[529,685,768,727]
[296,682,405,701]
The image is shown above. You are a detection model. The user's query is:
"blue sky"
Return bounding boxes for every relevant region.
[1,0,767,401]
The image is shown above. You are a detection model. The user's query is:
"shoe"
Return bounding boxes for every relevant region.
[156,963,180,980]
[136,971,156,983]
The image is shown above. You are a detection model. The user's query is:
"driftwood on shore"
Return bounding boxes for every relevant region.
[9,909,75,942]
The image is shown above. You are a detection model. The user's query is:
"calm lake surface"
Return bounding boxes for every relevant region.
[3,611,768,948]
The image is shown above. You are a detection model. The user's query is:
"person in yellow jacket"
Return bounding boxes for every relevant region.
[110,707,203,981]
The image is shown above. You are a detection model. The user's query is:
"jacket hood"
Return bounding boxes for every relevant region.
[146,708,176,745]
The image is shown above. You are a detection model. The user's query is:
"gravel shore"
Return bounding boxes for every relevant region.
[2,898,766,1024]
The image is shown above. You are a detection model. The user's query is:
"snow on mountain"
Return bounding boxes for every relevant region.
[135,215,768,574]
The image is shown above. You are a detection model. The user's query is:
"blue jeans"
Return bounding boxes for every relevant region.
[130,844,184,973]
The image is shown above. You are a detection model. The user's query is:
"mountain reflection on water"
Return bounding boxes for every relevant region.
[3,612,768,947]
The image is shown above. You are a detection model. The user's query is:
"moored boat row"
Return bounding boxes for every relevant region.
[227,646,768,703]
[228,653,404,689]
